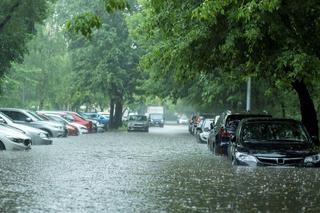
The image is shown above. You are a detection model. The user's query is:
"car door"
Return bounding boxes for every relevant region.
[1,111,32,125]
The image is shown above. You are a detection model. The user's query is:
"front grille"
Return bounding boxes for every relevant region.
[257,157,304,166]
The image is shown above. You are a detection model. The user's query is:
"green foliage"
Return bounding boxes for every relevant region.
[0,0,52,79]
[66,12,102,38]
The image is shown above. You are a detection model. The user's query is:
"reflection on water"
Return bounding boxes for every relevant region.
[0,126,320,212]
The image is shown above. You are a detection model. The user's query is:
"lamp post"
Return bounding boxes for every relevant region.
[246,77,251,112]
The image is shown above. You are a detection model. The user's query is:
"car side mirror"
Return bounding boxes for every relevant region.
[25,117,32,122]
[231,135,236,143]
[210,123,214,130]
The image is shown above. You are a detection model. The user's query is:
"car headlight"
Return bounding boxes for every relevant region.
[235,152,257,164]
[304,154,320,164]
[39,132,48,139]
[52,125,62,130]
[7,136,24,143]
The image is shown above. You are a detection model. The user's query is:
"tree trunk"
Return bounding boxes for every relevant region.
[292,79,319,145]
[114,99,123,128]
[109,98,115,129]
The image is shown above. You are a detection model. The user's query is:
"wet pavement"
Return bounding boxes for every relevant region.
[1,125,320,212]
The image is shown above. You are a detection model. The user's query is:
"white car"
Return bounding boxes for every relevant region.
[0,124,32,150]
[177,115,189,124]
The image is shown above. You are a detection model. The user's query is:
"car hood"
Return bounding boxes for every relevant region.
[10,123,47,134]
[129,121,148,125]
[0,125,30,139]
[243,142,313,157]
[31,120,62,127]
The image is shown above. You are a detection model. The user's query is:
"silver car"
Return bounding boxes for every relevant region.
[0,108,66,138]
[0,125,31,150]
[0,112,52,145]
[127,115,149,132]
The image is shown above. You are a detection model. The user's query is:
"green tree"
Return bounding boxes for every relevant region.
[0,0,52,79]
[138,0,320,144]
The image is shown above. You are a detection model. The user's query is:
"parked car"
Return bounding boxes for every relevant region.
[41,113,88,134]
[0,108,66,138]
[0,112,52,145]
[196,118,215,143]
[128,115,149,132]
[208,110,272,155]
[79,112,108,131]
[149,113,164,127]
[228,118,320,167]
[177,115,188,125]
[38,113,79,136]
[0,124,32,150]
[65,112,94,133]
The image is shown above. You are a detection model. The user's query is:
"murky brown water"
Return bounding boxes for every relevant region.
[1,125,320,212]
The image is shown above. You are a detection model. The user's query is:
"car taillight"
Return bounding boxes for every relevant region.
[219,127,231,138]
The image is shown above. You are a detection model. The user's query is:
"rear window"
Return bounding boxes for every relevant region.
[226,114,271,128]
[150,114,163,119]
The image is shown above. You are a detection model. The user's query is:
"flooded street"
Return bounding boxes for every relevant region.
[1,125,320,212]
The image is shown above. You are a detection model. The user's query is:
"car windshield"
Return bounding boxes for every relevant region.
[150,114,163,119]
[129,115,147,121]
[241,121,308,142]
[62,115,75,122]
[27,111,44,121]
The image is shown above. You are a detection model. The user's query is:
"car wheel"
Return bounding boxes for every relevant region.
[0,141,5,150]
[197,135,201,143]
[41,129,53,138]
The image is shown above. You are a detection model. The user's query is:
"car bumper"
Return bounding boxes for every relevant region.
[32,137,52,145]
[128,126,149,131]
[149,122,164,127]
[51,129,67,138]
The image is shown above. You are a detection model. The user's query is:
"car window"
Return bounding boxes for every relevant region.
[241,122,308,142]
[150,114,163,119]
[2,111,29,121]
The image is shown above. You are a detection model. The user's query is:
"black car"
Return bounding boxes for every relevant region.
[149,113,164,127]
[228,118,320,167]
[208,110,271,155]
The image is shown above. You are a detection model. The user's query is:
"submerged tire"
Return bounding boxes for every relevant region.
[0,141,5,150]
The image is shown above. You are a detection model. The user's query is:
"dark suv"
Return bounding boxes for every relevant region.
[208,110,271,155]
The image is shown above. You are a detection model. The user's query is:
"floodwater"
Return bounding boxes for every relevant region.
[0,125,320,212]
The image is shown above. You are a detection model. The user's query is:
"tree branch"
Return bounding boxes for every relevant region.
[0,1,21,32]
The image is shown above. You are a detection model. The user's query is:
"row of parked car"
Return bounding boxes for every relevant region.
[0,108,109,151]
[189,110,320,167]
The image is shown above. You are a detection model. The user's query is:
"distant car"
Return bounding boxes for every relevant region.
[196,118,215,143]
[208,111,272,155]
[0,108,66,138]
[79,112,108,131]
[229,118,320,167]
[149,113,164,127]
[177,115,188,124]
[0,112,52,145]
[128,115,149,132]
[39,112,88,134]
[0,124,32,150]
[38,113,79,136]
[65,112,94,133]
